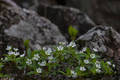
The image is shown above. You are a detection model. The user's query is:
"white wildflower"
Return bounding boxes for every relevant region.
[67,41,76,47]
[1,58,3,60]
[107,61,111,65]
[48,60,52,63]
[80,66,86,71]
[82,47,87,52]
[26,59,32,65]
[43,47,47,50]
[48,56,55,63]
[71,70,77,78]
[57,46,63,51]
[48,56,54,60]
[95,61,101,69]
[33,54,40,61]
[8,51,15,55]
[13,48,18,52]
[96,64,101,69]
[84,59,89,64]
[95,61,100,64]
[20,53,25,57]
[79,51,83,53]
[112,64,115,68]
[6,46,12,51]
[59,42,67,45]
[36,68,42,73]
[14,52,20,56]
[45,48,52,55]
[5,57,8,61]
[96,69,101,73]
[93,48,98,52]
[71,70,75,74]
[38,61,46,66]
[90,54,96,59]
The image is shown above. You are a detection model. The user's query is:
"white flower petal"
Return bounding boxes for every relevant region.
[90,54,96,59]
[36,68,42,73]
[80,67,86,71]
[84,59,89,64]
[6,46,12,50]
[93,48,98,52]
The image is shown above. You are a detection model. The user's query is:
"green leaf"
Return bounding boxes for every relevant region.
[59,71,66,75]
[66,68,71,76]
[24,40,30,49]
[68,26,78,40]
[0,73,10,78]
[27,71,36,75]
[27,48,32,58]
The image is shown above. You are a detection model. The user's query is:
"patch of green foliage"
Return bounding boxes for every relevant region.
[68,26,78,40]
[0,41,116,80]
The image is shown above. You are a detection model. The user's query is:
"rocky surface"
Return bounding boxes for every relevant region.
[0,0,66,54]
[13,0,95,40]
[76,26,120,78]
[37,4,95,40]
[77,26,120,59]
[12,0,120,33]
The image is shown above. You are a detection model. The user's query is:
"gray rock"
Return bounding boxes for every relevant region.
[76,26,120,79]
[37,4,95,39]
[76,26,120,59]
[0,1,66,54]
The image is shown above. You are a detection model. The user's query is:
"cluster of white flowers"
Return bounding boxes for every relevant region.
[36,68,42,73]
[4,44,116,77]
[32,54,40,61]
[71,70,77,78]
[38,61,46,66]
[57,46,63,51]
[80,66,86,71]
[8,51,20,56]
[6,46,20,56]
[26,59,32,65]
[67,41,76,47]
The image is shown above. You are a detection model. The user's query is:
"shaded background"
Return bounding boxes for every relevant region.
[13,0,120,33]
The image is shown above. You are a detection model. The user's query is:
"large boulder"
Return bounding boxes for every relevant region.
[12,0,95,40]
[76,26,120,76]
[13,0,57,9]
[0,0,66,54]
[37,4,95,40]
[76,26,120,59]
[13,0,120,33]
